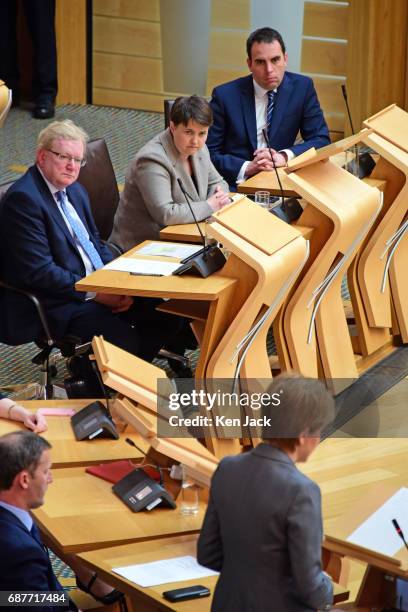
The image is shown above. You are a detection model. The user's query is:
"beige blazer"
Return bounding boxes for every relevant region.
[109,128,229,251]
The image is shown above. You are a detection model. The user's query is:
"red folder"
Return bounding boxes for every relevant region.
[86,460,161,483]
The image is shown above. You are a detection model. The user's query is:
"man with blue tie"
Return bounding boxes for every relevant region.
[0,431,122,608]
[206,27,330,189]
[0,119,182,361]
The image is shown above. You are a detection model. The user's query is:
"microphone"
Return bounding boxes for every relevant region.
[262,127,285,209]
[341,84,355,135]
[392,518,408,552]
[340,84,375,178]
[172,178,226,278]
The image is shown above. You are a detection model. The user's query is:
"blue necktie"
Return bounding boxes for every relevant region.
[266,90,276,129]
[30,521,43,545]
[56,190,103,270]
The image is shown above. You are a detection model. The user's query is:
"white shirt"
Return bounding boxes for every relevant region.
[236,79,295,183]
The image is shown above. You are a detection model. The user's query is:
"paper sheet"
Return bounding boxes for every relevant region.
[137,242,203,259]
[347,487,408,556]
[103,258,180,276]
[113,555,218,587]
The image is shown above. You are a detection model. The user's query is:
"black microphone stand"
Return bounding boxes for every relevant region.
[172,178,226,277]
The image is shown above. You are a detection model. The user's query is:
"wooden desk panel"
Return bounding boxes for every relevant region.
[159,224,203,243]
[238,169,299,197]
[34,466,205,553]
[79,535,215,612]
[0,400,148,467]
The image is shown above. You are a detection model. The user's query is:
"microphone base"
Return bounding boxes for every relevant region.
[345,152,376,179]
[173,245,226,278]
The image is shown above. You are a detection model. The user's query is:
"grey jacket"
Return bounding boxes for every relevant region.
[197,444,333,612]
[109,128,229,251]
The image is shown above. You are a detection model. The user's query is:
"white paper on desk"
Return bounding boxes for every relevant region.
[103,258,180,276]
[137,242,203,259]
[113,555,218,587]
[347,487,408,556]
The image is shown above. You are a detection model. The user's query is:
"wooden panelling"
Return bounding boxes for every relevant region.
[93,0,159,21]
[324,112,345,132]
[210,0,250,29]
[303,2,349,39]
[207,67,247,94]
[208,31,247,67]
[93,87,168,113]
[313,77,345,113]
[93,16,161,57]
[93,53,162,92]
[56,0,86,104]
[301,40,347,76]
[347,0,408,133]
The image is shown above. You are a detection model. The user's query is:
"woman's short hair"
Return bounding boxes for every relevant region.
[170,95,213,127]
[262,374,335,451]
[37,119,89,151]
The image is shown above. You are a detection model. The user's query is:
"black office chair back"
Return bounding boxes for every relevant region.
[0,180,13,203]
[78,138,120,241]
[164,99,175,128]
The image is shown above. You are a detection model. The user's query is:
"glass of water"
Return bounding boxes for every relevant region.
[179,465,199,515]
[254,190,271,209]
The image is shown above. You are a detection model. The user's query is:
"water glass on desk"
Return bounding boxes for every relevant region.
[179,466,199,515]
[254,191,271,209]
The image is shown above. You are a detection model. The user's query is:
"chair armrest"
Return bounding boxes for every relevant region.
[0,279,53,343]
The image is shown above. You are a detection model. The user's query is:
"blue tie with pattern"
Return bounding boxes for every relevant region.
[266,90,276,130]
[56,190,103,270]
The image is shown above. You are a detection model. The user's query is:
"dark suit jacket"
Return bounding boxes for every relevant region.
[0,506,69,611]
[197,444,333,612]
[207,72,330,187]
[0,166,113,343]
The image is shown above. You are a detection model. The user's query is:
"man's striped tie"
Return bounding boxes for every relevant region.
[266,90,276,128]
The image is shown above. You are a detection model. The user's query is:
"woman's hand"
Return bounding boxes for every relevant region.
[207,186,231,211]
[22,410,48,433]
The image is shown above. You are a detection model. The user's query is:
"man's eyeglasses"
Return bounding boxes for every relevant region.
[47,149,87,167]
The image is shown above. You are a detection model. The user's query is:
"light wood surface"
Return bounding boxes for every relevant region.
[0,399,148,467]
[238,169,299,197]
[280,150,382,387]
[159,223,204,244]
[78,534,349,611]
[56,0,87,104]
[346,0,408,135]
[33,466,205,554]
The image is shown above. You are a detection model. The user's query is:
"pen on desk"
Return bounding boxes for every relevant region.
[392,518,408,552]
[129,272,163,277]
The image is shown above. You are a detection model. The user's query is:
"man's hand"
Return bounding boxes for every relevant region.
[94,293,133,313]
[254,147,288,167]
[244,148,288,177]
[207,185,231,211]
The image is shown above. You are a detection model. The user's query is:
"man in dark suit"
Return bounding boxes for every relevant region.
[206,27,330,188]
[197,376,334,611]
[0,431,122,608]
[0,432,73,610]
[0,119,181,361]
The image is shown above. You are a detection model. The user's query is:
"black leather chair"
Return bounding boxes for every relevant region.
[78,138,120,242]
[164,99,175,128]
[0,180,79,398]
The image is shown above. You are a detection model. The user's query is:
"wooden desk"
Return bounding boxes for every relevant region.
[33,466,205,554]
[0,399,148,467]
[75,245,238,382]
[78,534,349,612]
[160,223,204,243]
[238,168,299,197]
[79,535,215,612]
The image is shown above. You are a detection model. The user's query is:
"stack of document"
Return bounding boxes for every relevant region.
[103,242,203,277]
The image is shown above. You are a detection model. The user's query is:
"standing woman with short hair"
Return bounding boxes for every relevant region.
[197,375,335,612]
